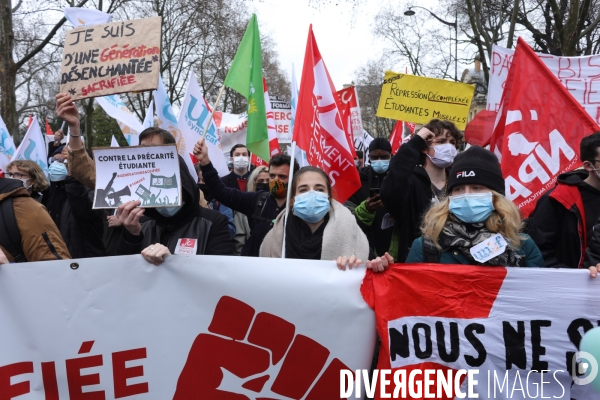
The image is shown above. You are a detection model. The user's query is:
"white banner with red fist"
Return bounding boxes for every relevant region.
[0,255,375,399]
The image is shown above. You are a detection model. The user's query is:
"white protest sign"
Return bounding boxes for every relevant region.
[0,255,375,399]
[488,45,600,123]
[92,144,180,208]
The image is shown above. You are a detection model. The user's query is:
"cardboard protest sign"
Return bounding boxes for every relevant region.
[60,16,161,100]
[92,145,181,209]
[376,71,475,130]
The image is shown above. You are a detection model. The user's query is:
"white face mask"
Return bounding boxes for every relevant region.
[427,143,457,168]
[233,156,249,170]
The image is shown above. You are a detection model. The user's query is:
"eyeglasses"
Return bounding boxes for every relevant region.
[6,172,30,180]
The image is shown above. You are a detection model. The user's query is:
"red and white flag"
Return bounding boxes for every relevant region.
[44,118,53,136]
[263,78,280,158]
[293,26,361,203]
[336,86,362,158]
[490,37,599,218]
[360,264,600,399]
[251,153,268,167]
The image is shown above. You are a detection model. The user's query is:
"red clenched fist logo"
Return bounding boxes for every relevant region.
[173,296,349,399]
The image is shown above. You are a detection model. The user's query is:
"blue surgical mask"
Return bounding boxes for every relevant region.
[293,191,330,223]
[371,160,390,174]
[157,201,184,217]
[449,192,495,223]
[48,162,68,182]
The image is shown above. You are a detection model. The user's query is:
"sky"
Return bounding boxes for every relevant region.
[249,0,444,90]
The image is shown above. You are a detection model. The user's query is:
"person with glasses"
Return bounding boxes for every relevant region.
[528,131,600,270]
[5,160,49,202]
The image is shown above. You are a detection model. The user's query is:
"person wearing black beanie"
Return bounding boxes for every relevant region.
[405,146,544,267]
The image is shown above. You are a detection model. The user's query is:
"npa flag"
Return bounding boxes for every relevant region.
[360,264,600,399]
[178,72,229,177]
[293,26,361,203]
[13,116,48,176]
[224,14,269,161]
[263,78,280,157]
[155,76,198,182]
[389,120,404,154]
[490,37,599,218]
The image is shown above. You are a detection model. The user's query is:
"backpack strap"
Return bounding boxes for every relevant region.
[249,191,272,230]
[422,236,441,263]
[0,197,27,263]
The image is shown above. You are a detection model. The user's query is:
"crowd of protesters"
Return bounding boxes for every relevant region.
[0,92,599,279]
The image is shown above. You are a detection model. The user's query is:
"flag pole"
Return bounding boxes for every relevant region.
[200,85,226,142]
[281,140,296,258]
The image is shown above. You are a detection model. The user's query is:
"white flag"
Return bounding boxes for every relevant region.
[96,95,144,145]
[13,117,48,176]
[111,135,119,147]
[155,76,198,181]
[178,72,228,177]
[0,115,17,171]
[64,7,111,28]
[143,100,154,129]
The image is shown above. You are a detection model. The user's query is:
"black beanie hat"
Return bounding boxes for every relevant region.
[448,146,505,195]
[368,137,392,153]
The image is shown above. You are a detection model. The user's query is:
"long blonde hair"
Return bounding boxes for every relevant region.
[422,191,524,249]
[247,166,268,192]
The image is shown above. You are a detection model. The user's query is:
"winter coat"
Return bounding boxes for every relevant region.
[406,235,544,267]
[259,199,369,261]
[117,158,234,256]
[42,177,106,259]
[380,135,439,262]
[0,178,71,262]
[527,171,600,269]
[585,217,600,268]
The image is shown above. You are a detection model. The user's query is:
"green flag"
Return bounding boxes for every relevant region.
[150,174,178,189]
[223,14,269,161]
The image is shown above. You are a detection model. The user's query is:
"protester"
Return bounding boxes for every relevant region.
[247,165,269,192]
[405,146,543,266]
[380,119,463,262]
[41,145,106,258]
[585,218,600,278]
[528,132,600,269]
[222,144,251,191]
[259,166,392,271]
[48,128,64,159]
[193,138,297,257]
[354,150,364,168]
[6,160,49,202]
[0,177,71,262]
[195,163,235,239]
[347,138,393,257]
[116,156,234,263]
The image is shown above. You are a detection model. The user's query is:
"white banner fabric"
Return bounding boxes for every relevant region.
[0,255,375,399]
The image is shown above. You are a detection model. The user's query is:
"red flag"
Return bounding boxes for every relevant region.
[464,110,497,147]
[490,37,599,217]
[27,115,33,128]
[336,86,360,158]
[251,153,268,167]
[389,120,404,154]
[263,78,281,157]
[293,26,360,203]
[45,118,53,135]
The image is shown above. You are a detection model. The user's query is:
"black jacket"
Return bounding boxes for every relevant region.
[221,170,249,190]
[202,161,284,257]
[585,217,600,268]
[380,135,436,262]
[42,177,105,259]
[118,158,233,256]
[528,170,600,269]
[347,166,393,256]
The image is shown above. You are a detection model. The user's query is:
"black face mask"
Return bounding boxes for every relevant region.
[256,182,269,192]
[198,183,213,203]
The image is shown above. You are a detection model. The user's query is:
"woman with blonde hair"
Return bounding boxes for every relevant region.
[247,165,269,193]
[406,146,543,267]
[6,160,49,201]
